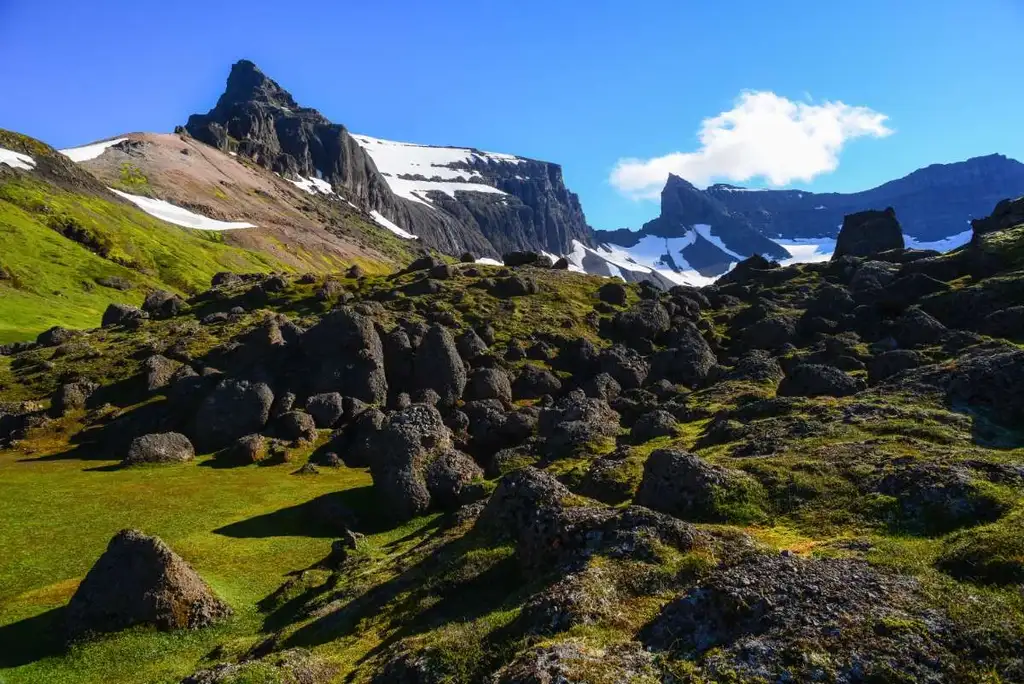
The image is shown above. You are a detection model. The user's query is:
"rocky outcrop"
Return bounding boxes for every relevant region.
[185,60,593,259]
[831,207,904,260]
[66,529,230,641]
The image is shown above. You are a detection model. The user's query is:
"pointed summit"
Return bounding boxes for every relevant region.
[217,59,298,111]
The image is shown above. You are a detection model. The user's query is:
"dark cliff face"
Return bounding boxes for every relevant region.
[185,60,593,258]
[593,174,791,279]
[704,155,1024,241]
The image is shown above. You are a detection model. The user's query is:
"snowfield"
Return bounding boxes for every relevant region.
[905,229,973,252]
[775,237,837,265]
[290,175,335,196]
[0,147,36,171]
[351,134,522,207]
[370,210,417,240]
[566,236,721,287]
[59,138,128,162]
[109,189,255,230]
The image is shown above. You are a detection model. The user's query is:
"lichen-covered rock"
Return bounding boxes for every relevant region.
[305,392,345,429]
[413,325,466,410]
[301,307,387,404]
[66,529,230,641]
[51,381,98,416]
[124,433,195,465]
[635,449,765,523]
[465,367,512,403]
[276,410,318,444]
[511,364,561,399]
[777,363,865,398]
[631,410,679,443]
[102,303,147,328]
[181,649,336,684]
[191,378,274,452]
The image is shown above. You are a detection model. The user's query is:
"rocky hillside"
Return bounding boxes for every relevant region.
[705,153,1024,241]
[186,60,594,259]
[2,198,1024,682]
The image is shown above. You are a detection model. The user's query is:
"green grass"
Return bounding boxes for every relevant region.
[0,177,286,342]
[0,423,375,684]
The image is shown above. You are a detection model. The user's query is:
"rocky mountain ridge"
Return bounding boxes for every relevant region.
[185,60,593,259]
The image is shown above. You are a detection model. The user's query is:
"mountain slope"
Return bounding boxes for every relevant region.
[0,130,289,342]
[185,60,593,258]
[705,154,1024,241]
[66,131,417,272]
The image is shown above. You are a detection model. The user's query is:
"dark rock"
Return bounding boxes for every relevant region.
[143,290,188,319]
[832,207,904,260]
[102,303,147,328]
[599,344,650,390]
[428,263,456,280]
[609,299,670,343]
[578,456,642,504]
[66,529,230,641]
[893,306,947,348]
[539,389,620,458]
[191,379,274,452]
[492,642,656,684]
[777,363,865,398]
[491,275,538,298]
[512,365,562,399]
[632,410,679,442]
[301,308,387,404]
[124,433,195,465]
[982,306,1024,340]
[337,407,386,468]
[460,252,476,263]
[211,272,241,288]
[971,196,1024,237]
[503,251,552,267]
[597,282,627,306]
[305,392,345,428]
[583,372,621,402]
[37,326,78,347]
[726,350,784,384]
[868,350,923,384]
[142,354,179,392]
[635,448,765,522]
[368,404,470,521]
[346,264,365,279]
[465,367,512,402]
[224,434,268,463]
[276,410,318,444]
[181,649,334,684]
[875,463,1006,534]
[947,348,1024,427]
[413,325,466,409]
[51,381,98,416]
[648,327,716,387]
[455,328,488,362]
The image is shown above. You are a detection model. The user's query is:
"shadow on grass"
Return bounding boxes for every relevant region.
[0,606,66,668]
[214,486,397,539]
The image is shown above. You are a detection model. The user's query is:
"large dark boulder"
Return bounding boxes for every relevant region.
[305,392,345,428]
[142,290,188,319]
[631,410,679,443]
[102,303,147,328]
[465,367,512,403]
[37,326,79,347]
[191,378,274,452]
[777,364,865,398]
[66,529,231,641]
[648,326,716,388]
[609,299,670,343]
[971,196,1024,237]
[124,433,195,466]
[503,251,552,268]
[947,349,1024,427]
[413,325,466,409]
[275,410,317,444]
[367,404,479,521]
[512,364,562,399]
[831,207,904,260]
[301,308,387,404]
[538,389,620,458]
[51,381,98,416]
[868,350,923,384]
[597,282,628,306]
[635,449,765,523]
[599,344,650,390]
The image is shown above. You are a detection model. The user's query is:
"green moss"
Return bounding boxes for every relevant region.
[0,177,286,342]
[937,509,1024,585]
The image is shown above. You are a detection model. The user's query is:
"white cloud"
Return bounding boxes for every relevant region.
[610,91,893,200]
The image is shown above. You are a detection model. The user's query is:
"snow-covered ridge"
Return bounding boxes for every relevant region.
[60,138,128,162]
[109,189,255,231]
[352,134,521,207]
[370,211,416,240]
[0,147,36,171]
[290,175,335,196]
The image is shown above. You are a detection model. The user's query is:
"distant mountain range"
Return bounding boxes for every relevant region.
[7,58,1023,289]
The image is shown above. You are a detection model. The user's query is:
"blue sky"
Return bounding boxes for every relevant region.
[1,0,1021,230]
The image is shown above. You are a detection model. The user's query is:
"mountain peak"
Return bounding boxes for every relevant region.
[217,59,298,111]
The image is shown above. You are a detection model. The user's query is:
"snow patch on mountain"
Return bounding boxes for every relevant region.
[290,175,335,196]
[60,138,128,162]
[351,134,518,207]
[566,237,720,287]
[109,189,255,230]
[694,224,745,260]
[370,210,417,240]
[775,238,836,265]
[905,228,973,252]
[0,147,35,170]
